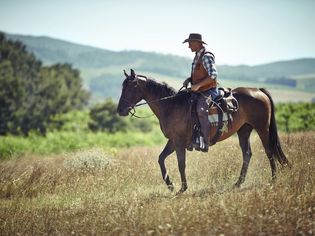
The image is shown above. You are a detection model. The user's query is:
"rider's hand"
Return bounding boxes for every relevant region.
[183,77,191,87]
[191,84,201,92]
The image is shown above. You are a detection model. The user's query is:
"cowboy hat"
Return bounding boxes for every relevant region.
[182,33,207,45]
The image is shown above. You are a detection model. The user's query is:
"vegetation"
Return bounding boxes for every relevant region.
[89,99,127,133]
[275,102,315,132]
[0,101,314,160]
[0,107,164,159]
[0,33,89,136]
[0,129,165,159]
[0,132,314,235]
[89,99,154,133]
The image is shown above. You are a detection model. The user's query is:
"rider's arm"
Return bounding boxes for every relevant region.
[202,53,218,79]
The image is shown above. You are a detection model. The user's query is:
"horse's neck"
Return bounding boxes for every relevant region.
[143,91,165,119]
[142,84,177,120]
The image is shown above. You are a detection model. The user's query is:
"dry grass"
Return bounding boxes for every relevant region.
[0,132,314,235]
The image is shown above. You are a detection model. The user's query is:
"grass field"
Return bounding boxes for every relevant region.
[0,132,314,235]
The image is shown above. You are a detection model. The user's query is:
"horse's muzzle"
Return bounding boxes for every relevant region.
[117,107,130,116]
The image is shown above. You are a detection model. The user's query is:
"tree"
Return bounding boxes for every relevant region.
[0,33,90,135]
[0,33,42,134]
[89,99,128,133]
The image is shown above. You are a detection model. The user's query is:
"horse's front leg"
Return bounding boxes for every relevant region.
[175,144,188,194]
[158,140,175,191]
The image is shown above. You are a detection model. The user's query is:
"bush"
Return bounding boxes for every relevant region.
[275,102,315,132]
[89,99,154,133]
[63,148,113,171]
[89,99,128,133]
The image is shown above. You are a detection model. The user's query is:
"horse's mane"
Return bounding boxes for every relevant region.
[144,77,190,107]
[145,77,177,98]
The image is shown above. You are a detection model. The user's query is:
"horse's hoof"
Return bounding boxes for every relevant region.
[175,186,187,195]
[167,184,174,192]
[175,190,185,195]
[175,190,182,195]
[234,182,241,188]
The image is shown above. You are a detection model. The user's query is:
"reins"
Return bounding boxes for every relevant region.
[134,86,186,108]
[128,88,188,118]
[127,76,188,118]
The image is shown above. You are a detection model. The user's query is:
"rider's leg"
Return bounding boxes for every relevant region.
[196,95,211,151]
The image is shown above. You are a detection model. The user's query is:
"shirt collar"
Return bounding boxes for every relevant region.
[195,47,205,58]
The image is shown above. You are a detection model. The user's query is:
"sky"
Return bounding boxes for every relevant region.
[1,0,315,65]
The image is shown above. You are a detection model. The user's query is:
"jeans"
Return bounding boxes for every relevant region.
[200,87,219,103]
[193,87,219,150]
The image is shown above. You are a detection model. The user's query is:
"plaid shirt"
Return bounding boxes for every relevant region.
[191,47,218,79]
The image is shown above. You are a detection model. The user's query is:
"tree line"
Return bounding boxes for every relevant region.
[0,33,153,136]
[0,33,89,135]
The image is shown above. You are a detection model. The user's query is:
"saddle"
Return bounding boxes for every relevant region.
[188,87,239,151]
[211,87,239,113]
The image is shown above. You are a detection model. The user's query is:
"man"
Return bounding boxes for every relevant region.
[182,33,219,152]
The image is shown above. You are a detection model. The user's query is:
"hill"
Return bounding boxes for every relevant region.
[220,59,315,80]
[5,33,190,76]
[4,32,315,101]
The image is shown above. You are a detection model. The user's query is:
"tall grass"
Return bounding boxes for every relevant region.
[0,132,314,235]
[0,128,166,159]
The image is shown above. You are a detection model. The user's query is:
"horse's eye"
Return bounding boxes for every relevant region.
[122,79,130,87]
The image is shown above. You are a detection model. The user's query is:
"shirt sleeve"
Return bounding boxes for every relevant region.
[202,53,218,79]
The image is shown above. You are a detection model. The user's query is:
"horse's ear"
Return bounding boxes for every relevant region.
[130,69,136,79]
[124,70,129,78]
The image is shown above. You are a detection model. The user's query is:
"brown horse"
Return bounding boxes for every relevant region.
[117,69,290,194]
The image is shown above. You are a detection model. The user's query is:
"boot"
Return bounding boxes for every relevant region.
[187,125,202,151]
[198,113,210,152]
[196,95,211,152]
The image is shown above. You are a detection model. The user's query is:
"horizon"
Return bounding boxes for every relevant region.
[1,0,315,65]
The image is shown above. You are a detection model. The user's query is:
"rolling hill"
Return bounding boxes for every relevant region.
[4,32,315,102]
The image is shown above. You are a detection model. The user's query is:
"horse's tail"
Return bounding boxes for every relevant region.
[259,88,290,167]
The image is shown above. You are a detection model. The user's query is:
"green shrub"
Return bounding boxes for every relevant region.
[275,102,315,132]
[0,129,166,160]
[88,99,154,133]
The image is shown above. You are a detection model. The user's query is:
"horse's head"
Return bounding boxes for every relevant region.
[117,69,146,116]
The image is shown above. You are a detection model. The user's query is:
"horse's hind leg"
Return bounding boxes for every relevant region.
[158,140,175,191]
[256,129,277,181]
[235,124,253,187]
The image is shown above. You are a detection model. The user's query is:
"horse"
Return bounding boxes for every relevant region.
[117,69,290,194]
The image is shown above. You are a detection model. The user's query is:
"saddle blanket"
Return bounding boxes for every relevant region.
[208,112,233,126]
